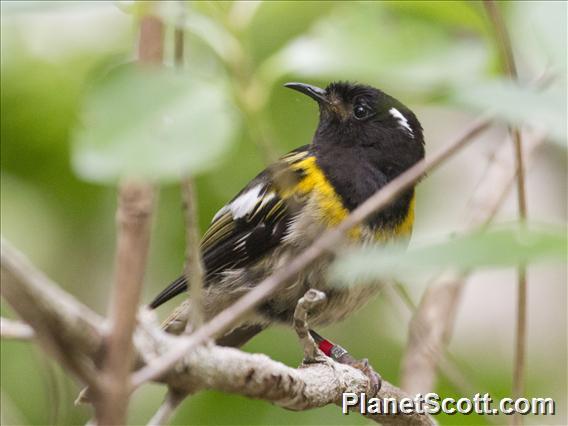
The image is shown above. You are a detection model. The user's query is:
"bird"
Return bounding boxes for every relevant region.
[149,81,424,389]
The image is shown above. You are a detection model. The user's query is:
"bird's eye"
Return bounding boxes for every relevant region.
[353,104,370,120]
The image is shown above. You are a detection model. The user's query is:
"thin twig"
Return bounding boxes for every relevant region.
[181,178,205,331]
[484,4,528,425]
[293,289,326,362]
[98,13,163,424]
[138,14,165,65]
[222,3,278,164]
[175,18,206,331]
[174,17,184,68]
[147,389,187,426]
[484,0,518,78]
[99,180,155,424]
[400,272,470,393]
[0,317,34,340]
[245,106,279,165]
[131,114,493,388]
[388,282,489,402]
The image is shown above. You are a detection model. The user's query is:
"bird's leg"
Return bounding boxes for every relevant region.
[309,329,382,395]
[293,290,327,363]
[293,290,381,394]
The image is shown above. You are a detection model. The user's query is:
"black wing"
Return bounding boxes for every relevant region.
[149,146,311,309]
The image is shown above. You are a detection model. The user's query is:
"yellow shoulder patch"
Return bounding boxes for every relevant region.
[283,156,361,238]
[282,154,415,243]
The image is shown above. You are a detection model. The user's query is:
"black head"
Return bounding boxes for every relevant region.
[284,81,425,179]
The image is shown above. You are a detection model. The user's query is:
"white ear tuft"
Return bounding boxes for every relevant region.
[389,107,414,138]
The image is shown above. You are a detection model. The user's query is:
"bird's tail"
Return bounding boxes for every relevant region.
[148,275,187,309]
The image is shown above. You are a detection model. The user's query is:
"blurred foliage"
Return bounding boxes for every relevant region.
[72,64,239,183]
[453,79,567,144]
[1,1,566,425]
[332,223,567,285]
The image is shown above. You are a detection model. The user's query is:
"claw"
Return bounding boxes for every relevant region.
[308,330,381,396]
[346,357,382,396]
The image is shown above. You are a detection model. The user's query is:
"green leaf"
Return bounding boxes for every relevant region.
[330,223,567,285]
[451,79,567,144]
[71,65,240,184]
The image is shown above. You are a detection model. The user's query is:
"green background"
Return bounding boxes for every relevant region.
[1,1,566,425]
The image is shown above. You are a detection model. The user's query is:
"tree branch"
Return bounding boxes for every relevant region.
[138,14,165,65]
[2,238,434,426]
[483,5,529,423]
[0,238,103,387]
[147,389,186,426]
[169,345,429,422]
[97,11,163,424]
[152,10,195,403]
[387,283,481,398]
[180,178,205,332]
[99,180,155,424]
[175,18,206,332]
[136,313,434,425]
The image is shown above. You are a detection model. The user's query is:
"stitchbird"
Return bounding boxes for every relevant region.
[150,81,424,385]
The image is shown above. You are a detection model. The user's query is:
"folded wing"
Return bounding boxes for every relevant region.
[149,146,311,309]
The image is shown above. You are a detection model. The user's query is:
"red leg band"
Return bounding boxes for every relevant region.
[318,339,334,357]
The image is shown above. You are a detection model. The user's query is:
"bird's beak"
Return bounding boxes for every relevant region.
[284,82,329,104]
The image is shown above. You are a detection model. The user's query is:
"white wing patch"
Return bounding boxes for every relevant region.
[211,184,278,223]
[228,184,264,219]
[389,107,414,138]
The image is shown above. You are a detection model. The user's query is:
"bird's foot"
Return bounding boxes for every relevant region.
[308,329,381,396]
[338,355,382,396]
